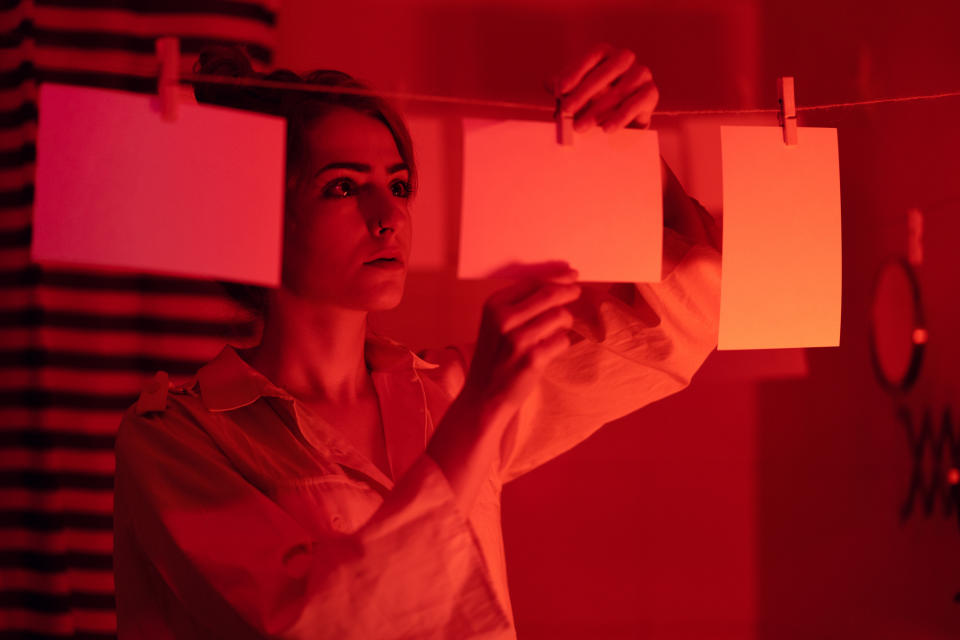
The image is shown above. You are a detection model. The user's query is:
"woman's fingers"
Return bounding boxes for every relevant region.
[555,42,614,96]
[573,63,653,132]
[535,325,575,366]
[552,45,660,134]
[486,281,580,335]
[486,266,579,307]
[505,306,574,364]
[559,48,636,118]
[500,282,581,334]
[599,81,659,132]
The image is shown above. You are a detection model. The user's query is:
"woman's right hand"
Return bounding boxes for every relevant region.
[459,267,582,419]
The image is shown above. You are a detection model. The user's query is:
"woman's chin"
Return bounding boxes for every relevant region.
[353,281,405,312]
[367,289,405,311]
[274,280,404,313]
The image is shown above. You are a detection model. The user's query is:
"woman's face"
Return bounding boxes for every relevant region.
[282,106,413,311]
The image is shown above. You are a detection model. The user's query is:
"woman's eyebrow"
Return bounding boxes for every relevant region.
[314,161,409,178]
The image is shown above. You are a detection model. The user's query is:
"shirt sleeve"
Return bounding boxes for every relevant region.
[432,198,721,485]
[113,399,511,639]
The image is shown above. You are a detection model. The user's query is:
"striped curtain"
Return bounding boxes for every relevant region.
[0,1,275,637]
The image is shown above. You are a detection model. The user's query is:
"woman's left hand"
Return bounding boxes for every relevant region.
[552,44,659,133]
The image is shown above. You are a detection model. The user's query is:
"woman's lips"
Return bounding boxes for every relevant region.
[364,258,404,269]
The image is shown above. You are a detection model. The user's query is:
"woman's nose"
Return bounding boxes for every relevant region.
[365,188,407,235]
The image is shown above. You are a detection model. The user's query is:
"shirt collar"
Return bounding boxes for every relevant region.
[196,330,439,413]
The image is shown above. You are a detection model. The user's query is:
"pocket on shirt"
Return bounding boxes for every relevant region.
[269,475,383,536]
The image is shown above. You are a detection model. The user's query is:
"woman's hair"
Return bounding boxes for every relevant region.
[192,46,417,317]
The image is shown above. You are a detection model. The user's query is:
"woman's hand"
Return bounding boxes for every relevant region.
[426,265,580,514]
[552,44,660,133]
[460,266,581,419]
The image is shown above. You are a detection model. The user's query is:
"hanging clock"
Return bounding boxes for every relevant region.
[868,257,926,393]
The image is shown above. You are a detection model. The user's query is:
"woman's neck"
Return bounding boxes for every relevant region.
[239,288,374,407]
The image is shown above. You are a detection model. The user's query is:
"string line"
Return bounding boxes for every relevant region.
[171,71,960,117]
[796,89,960,112]
[179,73,555,113]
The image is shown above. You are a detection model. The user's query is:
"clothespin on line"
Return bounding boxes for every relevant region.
[554,77,574,146]
[156,36,180,122]
[777,76,798,146]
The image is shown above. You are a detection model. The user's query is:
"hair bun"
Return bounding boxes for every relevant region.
[194,45,254,77]
[193,46,313,117]
[193,46,269,111]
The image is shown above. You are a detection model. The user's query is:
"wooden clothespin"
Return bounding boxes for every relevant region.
[554,78,574,146]
[777,76,798,146]
[155,36,180,122]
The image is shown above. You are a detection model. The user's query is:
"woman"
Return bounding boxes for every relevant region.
[113,43,721,638]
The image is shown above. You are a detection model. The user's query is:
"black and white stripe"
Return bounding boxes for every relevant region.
[0,1,272,636]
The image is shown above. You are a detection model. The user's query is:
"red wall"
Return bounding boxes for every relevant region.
[277,1,960,637]
[754,1,960,637]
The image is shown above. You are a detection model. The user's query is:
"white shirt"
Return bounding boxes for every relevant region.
[113,228,721,639]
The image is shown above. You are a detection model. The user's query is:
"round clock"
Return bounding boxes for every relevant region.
[869,257,927,393]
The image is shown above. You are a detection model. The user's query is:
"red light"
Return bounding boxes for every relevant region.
[948,468,960,486]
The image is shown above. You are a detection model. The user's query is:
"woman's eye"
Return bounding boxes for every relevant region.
[322,178,357,198]
[391,180,412,198]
